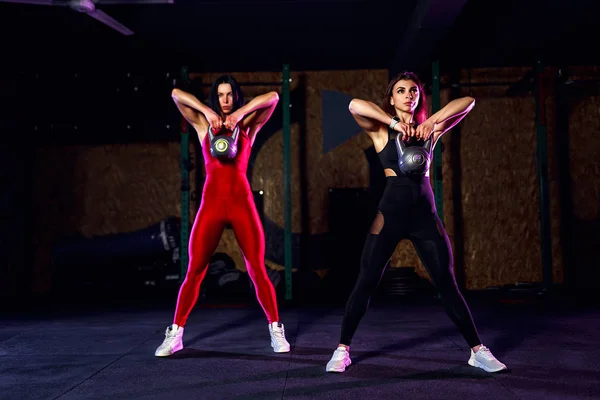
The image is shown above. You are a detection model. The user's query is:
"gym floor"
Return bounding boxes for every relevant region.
[1,293,599,400]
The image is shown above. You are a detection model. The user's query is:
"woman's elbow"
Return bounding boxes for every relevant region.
[348,98,361,113]
[466,97,476,110]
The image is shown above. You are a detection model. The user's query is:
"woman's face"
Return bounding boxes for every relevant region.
[390,79,420,113]
[217,83,234,115]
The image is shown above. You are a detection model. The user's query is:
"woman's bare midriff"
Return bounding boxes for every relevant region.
[384,168,397,177]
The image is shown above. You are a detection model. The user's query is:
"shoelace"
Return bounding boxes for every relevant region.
[477,346,495,360]
[272,329,285,340]
[165,329,179,338]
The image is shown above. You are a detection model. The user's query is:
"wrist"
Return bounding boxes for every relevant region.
[198,103,213,115]
[389,116,400,130]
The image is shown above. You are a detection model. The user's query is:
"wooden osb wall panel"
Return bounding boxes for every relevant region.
[196,66,597,288]
[192,69,388,233]
[189,70,389,271]
[33,66,597,292]
[31,142,181,293]
[569,96,600,220]
[458,96,541,289]
[305,70,388,231]
[438,66,569,289]
[568,87,600,284]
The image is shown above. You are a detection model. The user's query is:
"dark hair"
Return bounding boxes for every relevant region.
[207,75,245,115]
[381,71,428,124]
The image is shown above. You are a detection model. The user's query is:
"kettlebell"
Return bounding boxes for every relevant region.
[395,134,433,175]
[208,125,240,160]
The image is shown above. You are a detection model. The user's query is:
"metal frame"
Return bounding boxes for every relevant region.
[533,60,553,291]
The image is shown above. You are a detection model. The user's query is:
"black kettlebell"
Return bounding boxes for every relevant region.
[395,135,433,175]
[208,125,240,160]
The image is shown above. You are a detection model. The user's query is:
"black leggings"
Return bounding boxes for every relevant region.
[339,176,481,348]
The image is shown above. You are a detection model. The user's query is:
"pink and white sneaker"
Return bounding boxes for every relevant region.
[155,324,184,357]
[326,346,352,373]
[468,345,507,372]
[269,322,290,353]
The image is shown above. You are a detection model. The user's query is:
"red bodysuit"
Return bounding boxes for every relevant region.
[174,129,279,326]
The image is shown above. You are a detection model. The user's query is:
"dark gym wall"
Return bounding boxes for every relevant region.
[5,65,599,295]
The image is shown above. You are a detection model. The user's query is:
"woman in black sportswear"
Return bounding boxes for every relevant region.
[326,71,507,374]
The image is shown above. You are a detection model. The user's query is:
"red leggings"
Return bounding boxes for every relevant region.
[173,172,279,327]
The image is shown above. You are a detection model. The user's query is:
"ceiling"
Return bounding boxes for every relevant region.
[0,0,596,74]
[437,0,598,70]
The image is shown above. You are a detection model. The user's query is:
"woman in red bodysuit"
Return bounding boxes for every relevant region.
[155,75,290,357]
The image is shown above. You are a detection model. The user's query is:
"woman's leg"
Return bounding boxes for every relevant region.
[326,211,400,372]
[229,194,279,323]
[339,211,400,346]
[229,194,290,352]
[173,200,226,327]
[409,212,482,348]
[155,199,225,357]
[410,213,507,372]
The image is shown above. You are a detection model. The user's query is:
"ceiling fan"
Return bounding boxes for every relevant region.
[0,0,174,36]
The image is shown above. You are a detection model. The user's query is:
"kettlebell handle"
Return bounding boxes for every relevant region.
[208,125,240,142]
[423,136,433,153]
[395,134,434,155]
[395,133,407,157]
[230,125,240,142]
[208,126,215,142]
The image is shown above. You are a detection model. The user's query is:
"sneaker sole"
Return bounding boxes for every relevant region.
[272,344,291,353]
[155,342,183,357]
[326,359,351,373]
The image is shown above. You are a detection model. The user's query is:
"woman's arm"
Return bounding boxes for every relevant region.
[171,88,218,133]
[226,91,279,134]
[349,98,415,140]
[348,98,394,135]
[429,96,476,136]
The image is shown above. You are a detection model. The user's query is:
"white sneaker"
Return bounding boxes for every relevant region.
[468,345,507,372]
[269,322,290,353]
[155,324,184,357]
[326,346,351,373]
